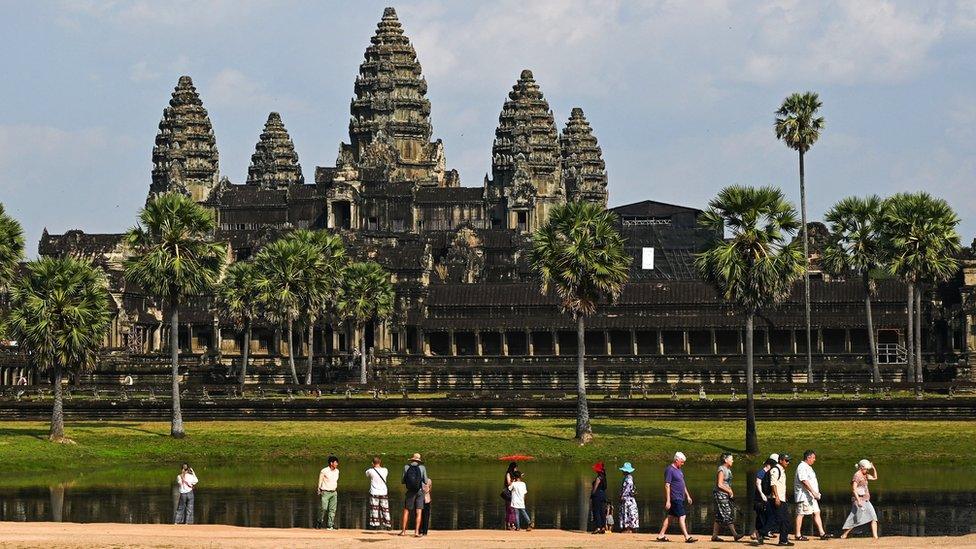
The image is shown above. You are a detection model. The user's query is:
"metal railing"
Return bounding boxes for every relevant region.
[878,343,908,364]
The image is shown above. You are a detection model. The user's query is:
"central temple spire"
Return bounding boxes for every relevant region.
[340,7,447,184]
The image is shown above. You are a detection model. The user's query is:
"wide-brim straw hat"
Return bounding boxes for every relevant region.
[619,462,636,473]
[409,453,423,463]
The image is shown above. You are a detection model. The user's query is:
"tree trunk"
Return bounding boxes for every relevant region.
[359,323,367,384]
[305,320,315,385]
[799,150,813,384]
[169,293,185,438]
[864,273,880,383]
[575,315,593,444]
[915,284,923,383]
[286,318,298,384]
[49,365,65,441]
[745,312,758,454]
[239,318,251,387]
[906,283,915,383]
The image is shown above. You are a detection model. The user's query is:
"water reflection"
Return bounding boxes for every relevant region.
[1,462,974,536]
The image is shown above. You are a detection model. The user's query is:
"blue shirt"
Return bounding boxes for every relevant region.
[664,464,686,502]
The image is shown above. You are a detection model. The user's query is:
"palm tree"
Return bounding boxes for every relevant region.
[0,203,25,293]
[288,230,346,384]
[254,237,317,385]
[124,193,226,438]
[695,185,805,454]
[217,260,261,386]
[882,192,961,383]
[7,257,111,441]
[775,92,825,384]
[530,202,631,444]
[338,261,394,384]
[821,196,885,382]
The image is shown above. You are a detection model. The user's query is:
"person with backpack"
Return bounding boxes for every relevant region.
[365,456,391,530]
[400,453,428,537]
[768,453,794,546]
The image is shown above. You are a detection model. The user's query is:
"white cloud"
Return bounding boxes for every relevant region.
[129,60,159,82]
[205,69,309,113]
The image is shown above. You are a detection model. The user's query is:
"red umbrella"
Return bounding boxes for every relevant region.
[499,454,535,461]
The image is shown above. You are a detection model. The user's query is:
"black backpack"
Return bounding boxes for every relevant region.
[762,467,776,498]
[404,464,423,492]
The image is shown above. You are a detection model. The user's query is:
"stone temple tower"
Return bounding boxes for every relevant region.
[560,108,608,207]
[338,7,448,186]
[246,112,304,189]
[488,69,564,233]
[149,76,219,202]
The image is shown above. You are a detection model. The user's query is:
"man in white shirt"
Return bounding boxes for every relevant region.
[174,463,198,524]
[794,450,829,540]
[365,456,391,530]
[317,456,340,530]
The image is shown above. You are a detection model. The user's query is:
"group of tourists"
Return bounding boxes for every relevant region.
[170,450,880,542]
[586,451,879,544]
[317,453,432,537]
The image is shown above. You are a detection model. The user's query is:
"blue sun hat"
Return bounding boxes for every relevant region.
[619,462,636,473]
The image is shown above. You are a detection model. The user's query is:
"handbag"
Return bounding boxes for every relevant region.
[500,487,512,501]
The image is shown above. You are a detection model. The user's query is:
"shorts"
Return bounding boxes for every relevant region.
[795,499,820,516]
[404,490,424,510]
[668,499,687,517]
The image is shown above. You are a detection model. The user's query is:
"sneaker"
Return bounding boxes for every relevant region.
[777,542,795,547]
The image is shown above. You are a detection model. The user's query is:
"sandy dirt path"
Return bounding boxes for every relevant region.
[0,522,973,548]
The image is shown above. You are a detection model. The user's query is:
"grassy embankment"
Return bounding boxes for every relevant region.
[1,418,973,479]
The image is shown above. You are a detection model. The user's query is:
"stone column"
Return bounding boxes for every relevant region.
[711,329,718,355]
[526,330,534,356]
[737,329,744,354]
[475,330,483,356]
[502,332,509,356]
[274,327,283,356]
[553,330,560,356]
[791,330,798,355]
[422,330,431,356]
[683,330,691,355]
[817,328,825,353]
[605,331,612,356]
[658,330,665,355]
[187,323,195,353]
[449,329,457,356]
[631,329,638,355]
[213,317,222,353]
[844,329,852,353]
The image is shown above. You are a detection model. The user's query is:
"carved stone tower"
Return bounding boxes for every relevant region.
[339,7,447,185]
[489,69,564,233]
[149,75,219,202]
[560,107,608,207]
[246,112,304,189]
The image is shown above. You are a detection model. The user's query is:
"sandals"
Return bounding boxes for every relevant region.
[656,536,670,542]
[685,537,698,543]
[710,536,725,542]
[795,536,809,541]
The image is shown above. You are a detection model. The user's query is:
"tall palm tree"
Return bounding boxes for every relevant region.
[338,261,394,384]
[882,192,961,383]
[124,193,226,438]
[288,230,346,384]
[530,202,631,444]
[0,203,25,294]
[217,260,261,386]
[254,237,317,385]
[775,92,825,384]
[822,196,885,382]
[695,185,805,454]
[7,257,111,441]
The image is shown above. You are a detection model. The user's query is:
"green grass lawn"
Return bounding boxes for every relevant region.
[1,418,973,477]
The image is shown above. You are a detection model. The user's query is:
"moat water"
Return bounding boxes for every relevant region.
[1,461,974,537]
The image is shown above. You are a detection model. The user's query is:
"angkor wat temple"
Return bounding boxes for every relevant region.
[6,7,975,388]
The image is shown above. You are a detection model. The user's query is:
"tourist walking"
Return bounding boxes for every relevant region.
[840,460,879,539]
[655,452,696,543]
[794,450,829,540]
[752,455,777,542]
[768,453,793,546]
[400,453,428,537]
[590,461,608,534]
[317,456,340,530]
[618,462,639,533]
[174,463,197,525]
[365,456,391,530]
[419,477,432,536]
[503,462,519,530]
[711,452,743,542]
[508,471,532,531]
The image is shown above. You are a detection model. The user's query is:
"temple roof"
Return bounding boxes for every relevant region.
[149,76,219,201]
[246,112,304,189]
[560,107,608,206]
[491,69,562,198]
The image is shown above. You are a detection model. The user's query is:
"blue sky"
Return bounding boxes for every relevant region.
[2,1,975,254]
